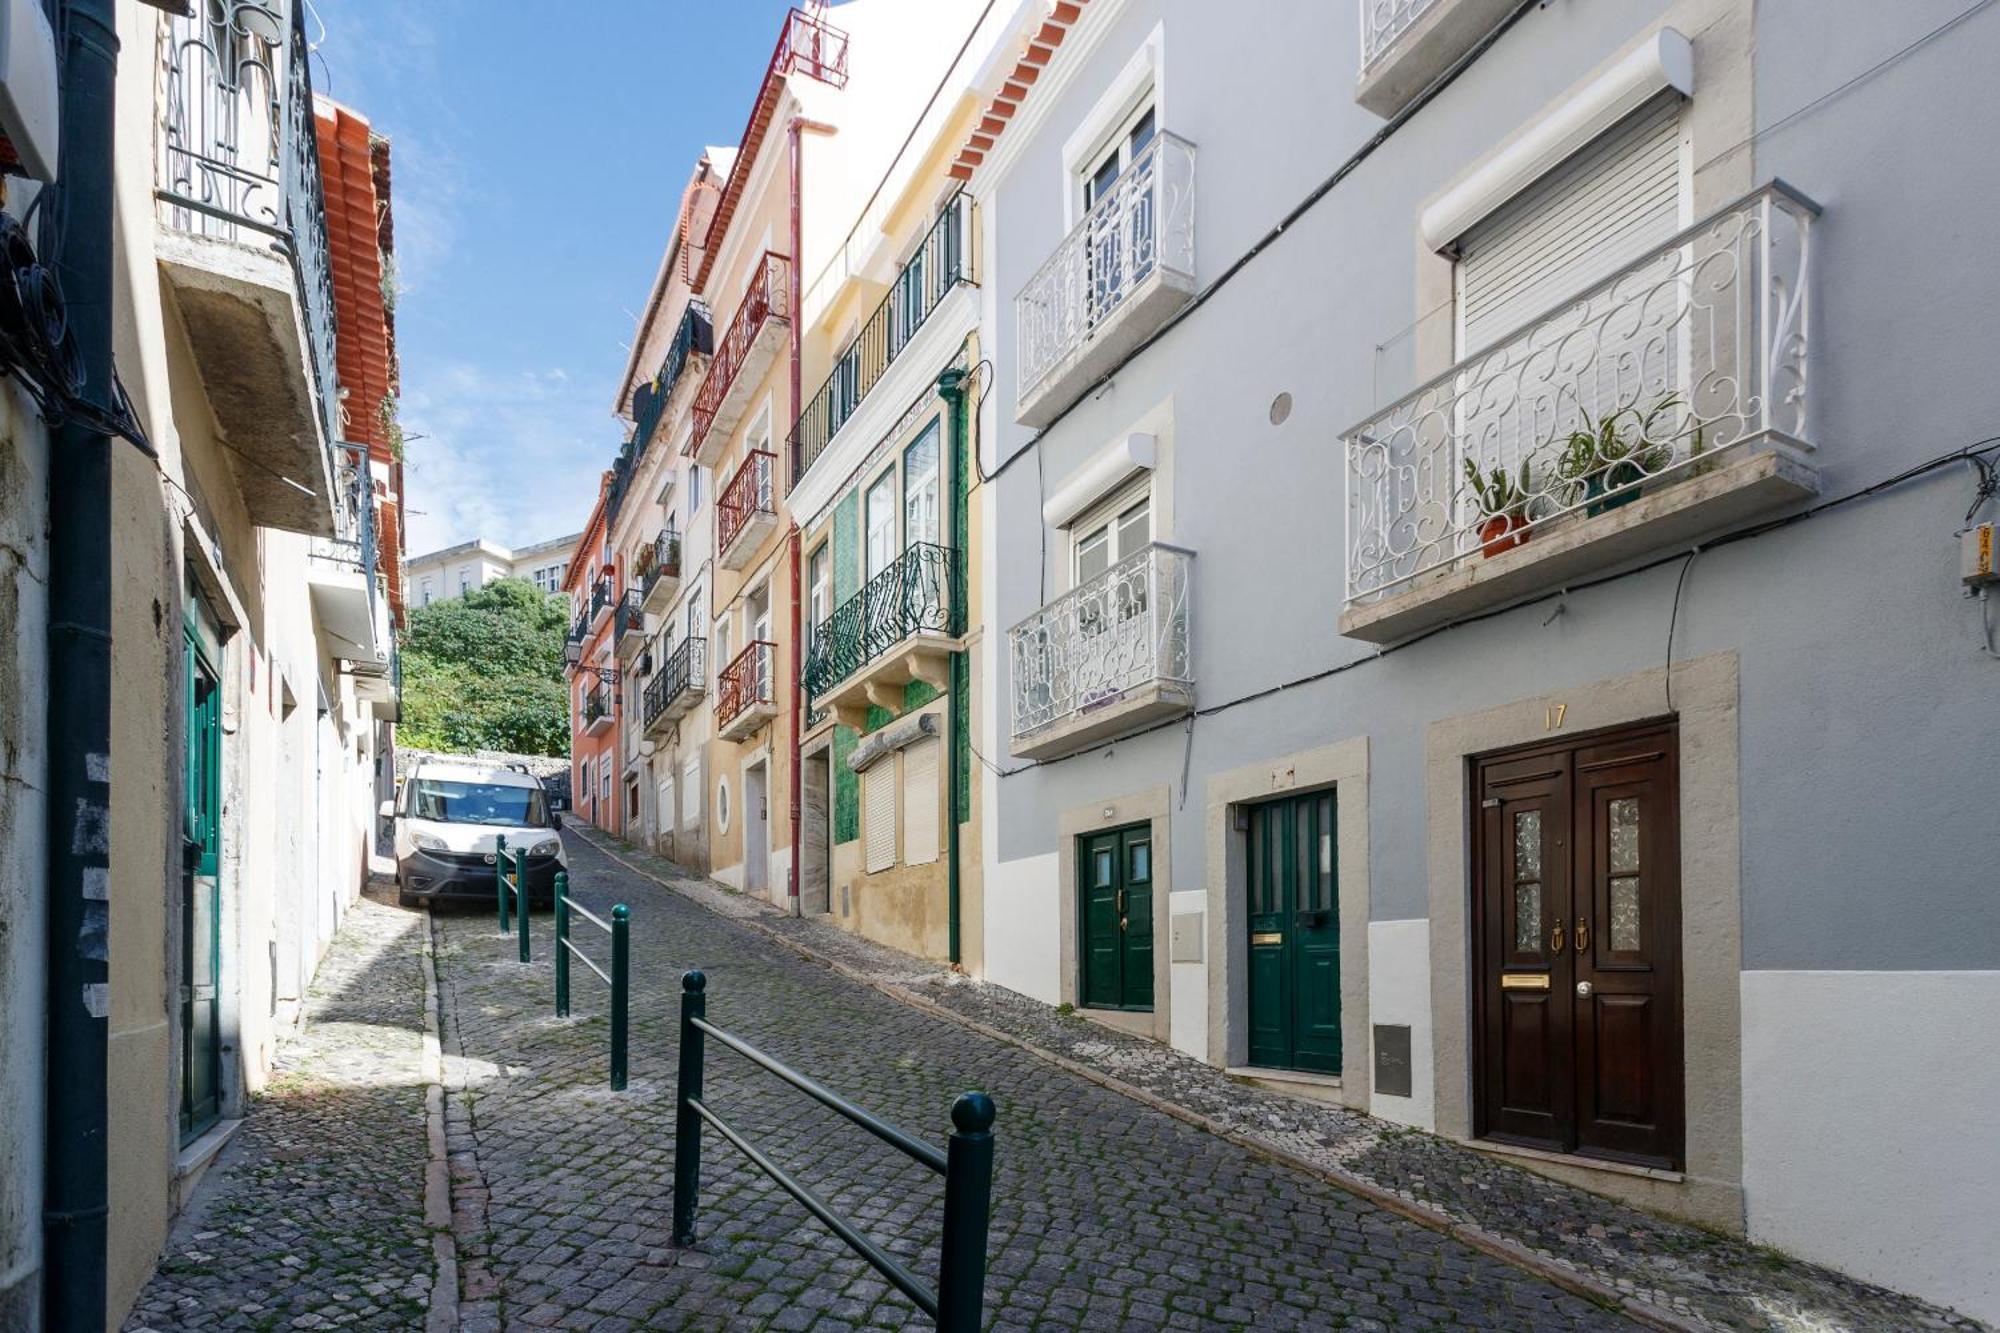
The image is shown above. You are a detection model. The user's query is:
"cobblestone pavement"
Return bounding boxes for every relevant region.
[577,829,1987,1333]
[435,832,1631,1331]
[126,883,435,1332]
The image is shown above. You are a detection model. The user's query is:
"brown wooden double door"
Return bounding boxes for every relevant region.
[1474,723,1683,1170]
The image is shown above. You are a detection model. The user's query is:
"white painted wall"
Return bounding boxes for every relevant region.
[983,852,1060,1002]
[1367,919,1434,1130]
[1167,888,1207,1060]
[1742,970,2000,1325]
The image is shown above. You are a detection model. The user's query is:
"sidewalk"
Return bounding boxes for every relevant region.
[573,826,1987,1333]
[125,882,438,1332]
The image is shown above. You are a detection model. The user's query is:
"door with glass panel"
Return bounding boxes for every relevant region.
[1078,823,1153,1011]
[1071,487,1151,691]
[1083,105,1158,321]
[1245,791,1341,1074]
[1474,723,1683,1168]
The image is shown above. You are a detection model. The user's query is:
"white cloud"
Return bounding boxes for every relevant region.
[400,362,612,555]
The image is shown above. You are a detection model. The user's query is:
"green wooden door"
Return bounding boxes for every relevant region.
[1079,824,1153,1010]
[181,614,224,1142]
[1246,792,1341,1073]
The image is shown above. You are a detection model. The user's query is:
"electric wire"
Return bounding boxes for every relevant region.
[973,434,2000,780]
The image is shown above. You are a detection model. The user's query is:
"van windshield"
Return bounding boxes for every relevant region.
[410,779,547,827]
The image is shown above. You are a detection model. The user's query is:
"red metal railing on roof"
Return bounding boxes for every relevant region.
[780,4,850,88]
[688,253,789,458]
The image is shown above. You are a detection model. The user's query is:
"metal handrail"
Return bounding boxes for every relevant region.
[554,872,629,1090]
[672,971,995,1329]
[633,301,713,455]
[689,252,790,458]
[716,640,777,731]
[792,196,972,486]
[717,449,777,557]
[494,838,532,962]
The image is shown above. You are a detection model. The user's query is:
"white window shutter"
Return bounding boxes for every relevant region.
[863,759,897,874]
[681,755,701,826]
[903,738,940,867]
[1456,95,1684,355]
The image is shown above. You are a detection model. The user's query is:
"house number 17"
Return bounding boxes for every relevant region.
[1545,702,1568,730]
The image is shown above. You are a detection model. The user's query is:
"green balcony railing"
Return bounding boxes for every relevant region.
[803,542,960,700]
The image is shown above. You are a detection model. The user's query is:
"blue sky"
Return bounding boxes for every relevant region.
[311,0,799,556]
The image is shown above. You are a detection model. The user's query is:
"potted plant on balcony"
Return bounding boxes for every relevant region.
[1556,396,1678,518]
[1463,457,1536,558]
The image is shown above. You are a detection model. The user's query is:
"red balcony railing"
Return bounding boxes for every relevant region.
[778,6,850,88]
[688,252,790,458]
[716,640,777,732]
[717,449,777,558]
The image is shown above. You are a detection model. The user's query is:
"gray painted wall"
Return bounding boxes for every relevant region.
[983,0,2000,971]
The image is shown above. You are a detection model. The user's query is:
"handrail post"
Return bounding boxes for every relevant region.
[516,850,531,962]
[671,969,707,1246]
[936,1092,996,1333]
[554,871,570,1017]
[496,834,509,933]
[610,905,630,1091]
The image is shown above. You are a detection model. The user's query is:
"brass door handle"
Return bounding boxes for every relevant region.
[1116,889,1125,913]
[1120,916,1128,931]
[1574,918,1589,952]
[1550,922,1565,954]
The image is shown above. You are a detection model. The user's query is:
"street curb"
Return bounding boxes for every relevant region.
[570,827,1701,1333]
[419,910,461,1333]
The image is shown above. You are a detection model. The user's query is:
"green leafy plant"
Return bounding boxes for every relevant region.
[1462,456,1535,521]
[397,578,571,755]
[1553,394,1684,511]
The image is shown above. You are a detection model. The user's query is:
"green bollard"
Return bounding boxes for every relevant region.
[671,970,706,1244]
[609,905,630,1091]
[936,1092,997,1333]
[495,834,509,933]
[515,849,530,962]
[554,872,570,1017]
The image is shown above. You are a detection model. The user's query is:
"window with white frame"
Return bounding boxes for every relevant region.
[600,762,612,802]
[903,422,940,549]
[902,737,939,866]
[578,758,591,804]
[865,469,897,583]
[1071,480,1151,586]
[808,543,831,636]
[1080,103,1159,319]
[420,576,435,606]
[681,753,700,826]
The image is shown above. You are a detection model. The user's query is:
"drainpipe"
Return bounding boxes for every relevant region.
[785,114,833,915]
[45,0,118,1327]
[937,367,968,966]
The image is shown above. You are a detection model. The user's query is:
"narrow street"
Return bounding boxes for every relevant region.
[428,832,1628,1331]
[124,886,435,1331]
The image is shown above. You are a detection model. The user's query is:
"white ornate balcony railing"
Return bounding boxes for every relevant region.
[1009,544,1193,742]
[1015,132,1195,401]
[1344,183,1817,607]
[1360,0,1442,72]
[159,0,340,446]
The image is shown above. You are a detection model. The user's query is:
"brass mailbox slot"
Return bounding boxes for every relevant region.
[1250,931,1283,947]
[1500,973,1551,991]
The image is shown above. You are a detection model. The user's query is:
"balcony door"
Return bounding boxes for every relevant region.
[1083,105,1157,321]
[1079,823,1153,1012]
[1071,484,1151,673]
[1473,723,1683,1169]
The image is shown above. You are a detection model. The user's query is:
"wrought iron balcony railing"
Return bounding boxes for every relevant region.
[1016,132,1195,404]
[644,636,709,729]
[793,197,973,486]
[615,588,645,639]
[1009,544,1193,743]
[689,252,790,458]
[633,301,713,456]
[803,543,960,700]
[717,640,778,734]
[590,576,613,623]
[1360,0,1442,71]
[775,5,850,88]
[717,449,777,559]
[1343,183,1817,607]
[160,0,341,448]
[583,685,611,727]
[637,526,681,589]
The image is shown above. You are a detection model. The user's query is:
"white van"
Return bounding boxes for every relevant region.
[383,759,566,909]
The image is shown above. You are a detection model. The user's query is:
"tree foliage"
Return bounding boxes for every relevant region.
[397,577,570,755]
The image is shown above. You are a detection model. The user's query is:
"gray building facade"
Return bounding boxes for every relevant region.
[965,0,2000,1320]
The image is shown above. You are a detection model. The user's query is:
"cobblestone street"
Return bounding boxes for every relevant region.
[435,832,1630,1331]
[125,885,436,1331]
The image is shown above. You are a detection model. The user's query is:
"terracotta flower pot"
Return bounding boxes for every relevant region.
[1478,513,1530,559]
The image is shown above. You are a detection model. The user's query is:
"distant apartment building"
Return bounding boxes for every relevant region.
[405,532,581,606]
